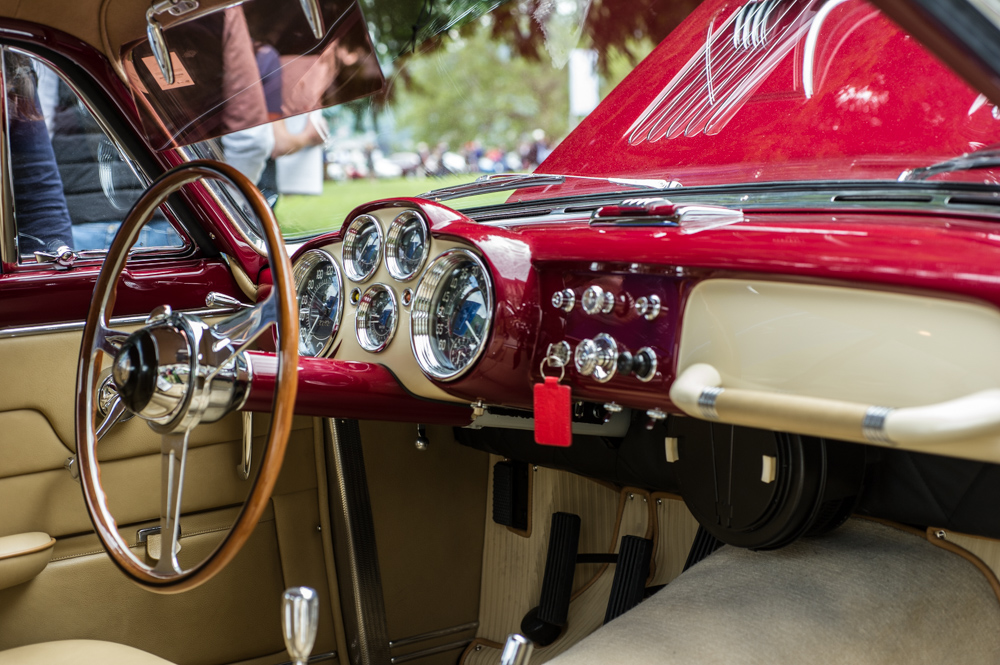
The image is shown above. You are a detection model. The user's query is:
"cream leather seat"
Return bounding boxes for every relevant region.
[0,640,174,664]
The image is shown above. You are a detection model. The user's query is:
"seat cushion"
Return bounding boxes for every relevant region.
[550,519,1000,665]
[0,640,174,665]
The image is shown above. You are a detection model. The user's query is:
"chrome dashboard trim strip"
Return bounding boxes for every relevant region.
[0,307,237,339]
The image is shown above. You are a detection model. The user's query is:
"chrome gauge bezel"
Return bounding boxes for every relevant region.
[411,248,494,381]
[385,210,430,282]
[292,249,343,357]
[355,283,398,352]
[342,214,383,283]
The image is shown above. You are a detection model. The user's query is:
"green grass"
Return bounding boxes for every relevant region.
[274,175,512,238]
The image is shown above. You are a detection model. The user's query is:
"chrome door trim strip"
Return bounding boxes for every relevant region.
[388,621,479,650]
[325,418,392,665]
[0,307,237,339]
[389,640,474,665]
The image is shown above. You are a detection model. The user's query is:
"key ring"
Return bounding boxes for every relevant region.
[540,357,566,383]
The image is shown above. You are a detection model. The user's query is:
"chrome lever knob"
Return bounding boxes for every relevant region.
[206,291,254,310]
[500,634,534,665]
[282,586,319,665]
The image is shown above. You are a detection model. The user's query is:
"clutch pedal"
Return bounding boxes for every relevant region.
[520,512,581,646]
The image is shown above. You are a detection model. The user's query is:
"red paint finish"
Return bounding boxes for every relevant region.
[529,0,1000,200]
[244,352,473,424]
[0,259,243,327]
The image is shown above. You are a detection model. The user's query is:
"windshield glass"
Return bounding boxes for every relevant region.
[132,0,1000,241]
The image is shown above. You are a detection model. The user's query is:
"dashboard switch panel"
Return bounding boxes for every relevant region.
[581,285,615,314]
[552,289,575,312]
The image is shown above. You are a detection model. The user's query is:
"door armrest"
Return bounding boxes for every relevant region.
[0,532,55,590]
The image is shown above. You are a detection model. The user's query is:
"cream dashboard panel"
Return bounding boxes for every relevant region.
[676,278,1000,409]
[305,207,472,403]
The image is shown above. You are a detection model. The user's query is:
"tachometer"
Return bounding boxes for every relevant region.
[293,249,343,357]
[411,249,493,381]
[356,284,398,352]
[386,210,429,281]
[342,214,383,282]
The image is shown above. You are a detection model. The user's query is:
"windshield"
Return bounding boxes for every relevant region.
[128,0,1000,241]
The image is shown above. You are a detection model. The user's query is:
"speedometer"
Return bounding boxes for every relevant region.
[293,249,343,357]
[342,214,383,282]
[385,210,429,281]
[411,249,493,381]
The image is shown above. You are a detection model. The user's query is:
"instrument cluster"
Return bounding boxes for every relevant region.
[293,208,494,386]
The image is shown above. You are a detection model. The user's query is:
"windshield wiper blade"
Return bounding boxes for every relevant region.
[419,173,566,202]
[418,172,680,203]
[899,148,1000,181]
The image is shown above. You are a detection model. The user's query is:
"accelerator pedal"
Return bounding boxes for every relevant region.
[521,512,581,646]
[603,535,653,623]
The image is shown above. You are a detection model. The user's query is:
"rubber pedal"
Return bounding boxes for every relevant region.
[682,525,724,572]
[603,535,653,623]
[536,512,581,626]
[492,461,529,530]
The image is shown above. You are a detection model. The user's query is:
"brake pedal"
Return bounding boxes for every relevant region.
[603,535,653,623]
[520,512,581,646]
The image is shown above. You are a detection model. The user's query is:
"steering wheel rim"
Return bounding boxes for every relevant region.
[75,159,298,593]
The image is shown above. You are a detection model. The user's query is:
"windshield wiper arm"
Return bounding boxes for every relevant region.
[419,173,567,202]
[419,172,680,202]
[899,148,1000,181]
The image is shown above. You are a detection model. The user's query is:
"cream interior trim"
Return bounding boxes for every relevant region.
[309,207,475,403]
[675,279,1000,462]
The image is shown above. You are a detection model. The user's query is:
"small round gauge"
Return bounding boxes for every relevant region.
[356,284,398,352]
[342,214,383,282]
[386,210,429,281]
[411,249,493,381]
[293,249,344,357]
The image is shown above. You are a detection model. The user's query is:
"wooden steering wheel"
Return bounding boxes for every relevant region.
[75,160,298,593]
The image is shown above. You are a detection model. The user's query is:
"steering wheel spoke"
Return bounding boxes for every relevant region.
[205,294,277,375]
[154,429,190,575]
[97,323,129,356]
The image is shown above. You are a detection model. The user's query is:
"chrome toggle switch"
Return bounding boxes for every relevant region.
[574,333,619,382]
[581,285,615,315]
[551,289,575,312]
[634,294,662,320]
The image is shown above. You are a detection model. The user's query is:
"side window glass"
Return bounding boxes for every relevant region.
[3,49,185,260]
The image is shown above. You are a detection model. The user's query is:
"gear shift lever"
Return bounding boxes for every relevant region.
[282,587,319,665]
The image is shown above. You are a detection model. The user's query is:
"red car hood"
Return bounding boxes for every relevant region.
[528,0,1000,200]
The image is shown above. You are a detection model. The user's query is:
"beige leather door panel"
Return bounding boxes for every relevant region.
[0,331,340,665]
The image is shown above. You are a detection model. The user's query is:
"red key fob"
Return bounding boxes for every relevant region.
[534,376,572,447]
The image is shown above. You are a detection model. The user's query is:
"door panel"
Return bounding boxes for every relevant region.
[0,328,340,664]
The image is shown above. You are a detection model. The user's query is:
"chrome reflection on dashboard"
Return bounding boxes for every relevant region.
[411,249,493,381]
[356,284,398,352]
[385,210,429,281]
[342,214,383,283]
[293,249,344,357]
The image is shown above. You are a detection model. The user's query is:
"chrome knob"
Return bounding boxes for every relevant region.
[633,347,658,382]
[551,289,575,312]
[282,586,319,665]
[634,294,662,320]
[581,285,615,315]
[574,338,598,376]
[575,334,618,382]
[500,634,534,665]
